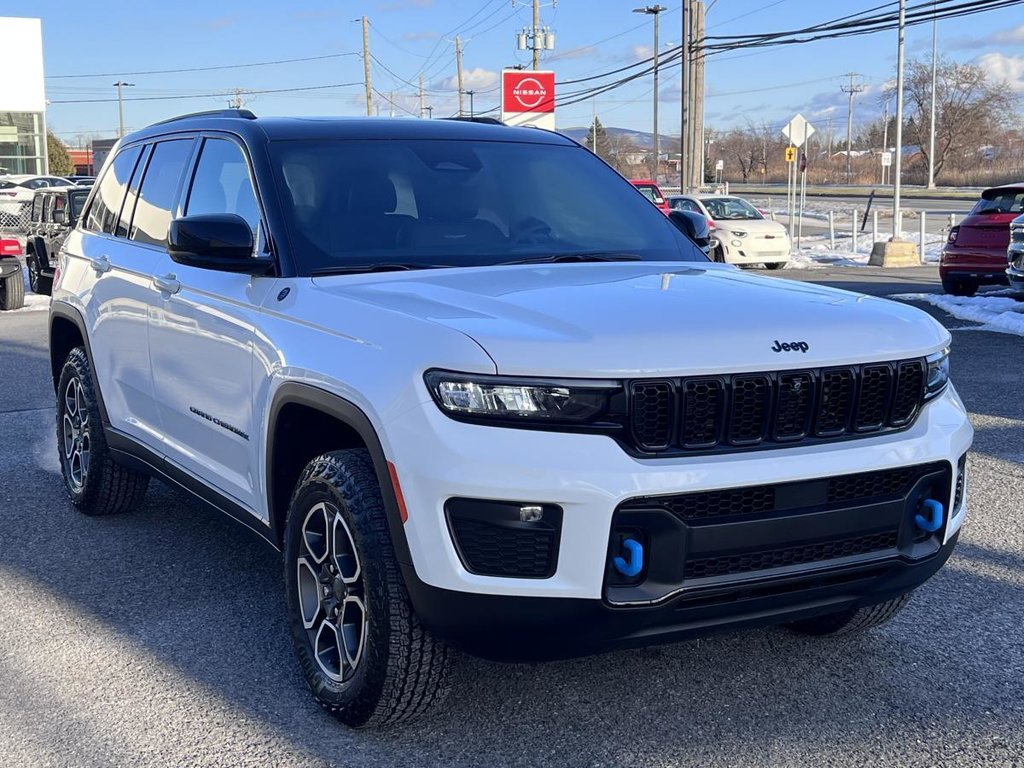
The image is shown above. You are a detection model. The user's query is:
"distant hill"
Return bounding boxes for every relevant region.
[559,126,675,149]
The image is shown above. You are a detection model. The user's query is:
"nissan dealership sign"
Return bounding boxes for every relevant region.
[501,70,555,130]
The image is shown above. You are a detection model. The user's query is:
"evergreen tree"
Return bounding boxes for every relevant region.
[584,117,614,162]
[47,131,74,176]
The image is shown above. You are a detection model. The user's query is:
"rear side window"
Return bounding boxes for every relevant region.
[85,145,143,234]
[185,138,261,234]
[131,139,193,247]
[42,196,53,222]
[29,196,42,222]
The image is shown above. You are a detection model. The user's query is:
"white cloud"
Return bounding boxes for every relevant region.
[439,68,499,91]
[976,52,1024,91]
[992,24,1024,45]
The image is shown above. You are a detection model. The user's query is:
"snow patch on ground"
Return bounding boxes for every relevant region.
[892,292,1024,337]
[783,227,945,270]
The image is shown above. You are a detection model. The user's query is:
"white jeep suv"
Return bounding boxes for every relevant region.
[49,110,972,727]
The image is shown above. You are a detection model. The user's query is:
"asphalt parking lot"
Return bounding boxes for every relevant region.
[0,267,1021,768]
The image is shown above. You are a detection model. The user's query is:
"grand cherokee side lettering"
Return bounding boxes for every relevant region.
[189,406,249,440]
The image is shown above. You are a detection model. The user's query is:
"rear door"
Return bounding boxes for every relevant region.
[146,134,273,517]
[73,143,165,445]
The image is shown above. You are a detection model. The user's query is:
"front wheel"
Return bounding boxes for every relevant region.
[284,449,451,727]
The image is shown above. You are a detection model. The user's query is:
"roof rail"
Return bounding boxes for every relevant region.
[442,116,504,126]
[150,109,257,126]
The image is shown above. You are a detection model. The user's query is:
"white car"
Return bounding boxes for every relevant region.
[50,110,971,728]
[669,194,791,269]
[0,174,77,204]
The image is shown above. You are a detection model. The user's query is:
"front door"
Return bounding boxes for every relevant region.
[146,135,272,518]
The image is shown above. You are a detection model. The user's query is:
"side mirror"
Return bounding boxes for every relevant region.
[168,214,272,274]
[52,209,67,225]
[668,209,713,256]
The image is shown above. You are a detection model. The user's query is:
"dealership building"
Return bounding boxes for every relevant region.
[0,17,47,175]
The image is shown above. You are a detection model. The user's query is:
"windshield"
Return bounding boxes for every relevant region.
[973,189,1024,215]
[270,139,701,273]
[702,197,762,220]
[633,184,662,203]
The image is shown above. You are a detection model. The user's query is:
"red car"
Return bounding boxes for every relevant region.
[630,179,670,214]
[940,183,1022,296]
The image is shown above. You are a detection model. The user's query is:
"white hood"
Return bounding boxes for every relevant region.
[313,263,949,378]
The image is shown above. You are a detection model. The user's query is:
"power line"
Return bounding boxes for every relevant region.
[48,82,363,104]
[47,52,360,79]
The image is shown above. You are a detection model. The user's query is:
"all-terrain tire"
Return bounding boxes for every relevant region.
[27,253,52,295]
[787,592,913,636]
[0,270,25,310]
[56,347,149,514]
[283,449,451,728]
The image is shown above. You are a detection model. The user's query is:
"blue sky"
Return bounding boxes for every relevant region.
[22,0,1024,144]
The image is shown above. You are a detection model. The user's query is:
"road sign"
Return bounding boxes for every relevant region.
[881,151,893,167]
[785,146,797,163]
[781,113,816,148]
[715,159,724,171]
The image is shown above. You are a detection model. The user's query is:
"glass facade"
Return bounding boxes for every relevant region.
[0,111,46,175]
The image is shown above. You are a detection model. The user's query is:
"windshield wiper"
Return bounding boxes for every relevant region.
[310,263,434,276]
[499,252,643,265]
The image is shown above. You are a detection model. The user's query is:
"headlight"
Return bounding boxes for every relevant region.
[731,230,748,238]
[425,371,621,424]
[925,348,950,400]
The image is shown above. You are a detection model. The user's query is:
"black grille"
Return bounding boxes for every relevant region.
[855,365,893,431]
[448,518,557,578]
[681,379,724,448]
[891,361,925,426]
[684,531,898,579]
[630,381,673,450]
[625,358,926,455]
[624,463,944,524]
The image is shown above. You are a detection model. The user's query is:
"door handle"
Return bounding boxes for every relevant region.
[152,274,181,295]
[86,255,110,274]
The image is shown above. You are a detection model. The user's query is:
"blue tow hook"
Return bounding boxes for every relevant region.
[613,538,644,578]
[915,498,945,533]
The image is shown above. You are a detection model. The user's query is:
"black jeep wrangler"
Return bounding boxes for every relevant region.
[25,186,90,295]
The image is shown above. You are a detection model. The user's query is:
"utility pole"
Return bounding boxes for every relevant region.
[113,81,134,137]
[680,0,689,191]
[532,0,541,70]
[694,1,706,189]
[466,90,476,118]
[881,99,890,185]
[515,0,553,70]
[841,72,864,185]
[361,16,373,116]
[388,90,395,118]
[419,75,425,119]
[633,6,667,182]
[892,0,907,239]
[455,36,465,117]
[927,0,938,188]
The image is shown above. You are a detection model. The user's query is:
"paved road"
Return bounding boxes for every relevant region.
[0,272,1021,767]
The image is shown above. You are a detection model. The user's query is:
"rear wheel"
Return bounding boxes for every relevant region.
[56,347,149,514]
[0,270,25,310]
[787,592,913,636]
[27,253,52,295]
[942,277,976,297]
[284,449,451,727]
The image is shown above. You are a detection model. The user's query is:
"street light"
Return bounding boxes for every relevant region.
[634,5,667,182]
[113,81,134,138]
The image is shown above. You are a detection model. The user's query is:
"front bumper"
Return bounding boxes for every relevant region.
[1008,243,1024,290]
[386,384,971,602]
[720,237,791,264]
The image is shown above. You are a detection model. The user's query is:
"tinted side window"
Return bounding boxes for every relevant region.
[85,145,143,234]
[116,145,150,239]
[42,196,53,222]
[131,139,193,247]
[29,196,41,222]
[185,138,260,233]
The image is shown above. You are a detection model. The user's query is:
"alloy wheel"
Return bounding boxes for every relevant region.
[296,501,367,683]
[61,376,90,491]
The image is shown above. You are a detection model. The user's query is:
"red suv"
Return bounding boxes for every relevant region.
[940,184,1022,296]
[630,179,670,214]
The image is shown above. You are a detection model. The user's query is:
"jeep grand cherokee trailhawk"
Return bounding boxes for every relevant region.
[48,110,972,727]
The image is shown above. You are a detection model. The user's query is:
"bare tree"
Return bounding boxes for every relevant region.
[904,56,1019,182]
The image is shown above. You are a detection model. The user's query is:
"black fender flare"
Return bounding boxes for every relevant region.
[48,302,111,426]
[266,382,414,566]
